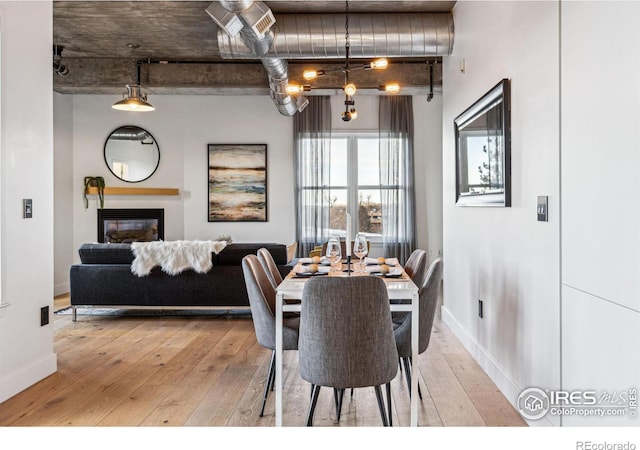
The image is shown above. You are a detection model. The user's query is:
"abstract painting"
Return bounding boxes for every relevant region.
[208,144,267,222]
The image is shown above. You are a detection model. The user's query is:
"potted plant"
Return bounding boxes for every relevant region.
[84,176,105,209]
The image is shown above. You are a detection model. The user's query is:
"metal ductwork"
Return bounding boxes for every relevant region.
[206,0,302,116]
[218,13,454,59]
[206,2,454,116]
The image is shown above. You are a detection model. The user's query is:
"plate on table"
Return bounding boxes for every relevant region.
[364,257,399,267]
[294,272,328,278]
[369,272,403,278]
[299,259,331,266]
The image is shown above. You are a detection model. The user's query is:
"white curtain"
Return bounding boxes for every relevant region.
[294,96,332,256]
[379,96,416,264]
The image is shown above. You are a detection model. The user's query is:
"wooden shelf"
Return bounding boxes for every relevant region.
[85,187,179,196]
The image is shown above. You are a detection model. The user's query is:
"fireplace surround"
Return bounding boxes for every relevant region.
[97,208,164,243]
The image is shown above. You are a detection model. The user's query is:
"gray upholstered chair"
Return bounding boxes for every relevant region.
[257,247,283,290]
[299,276,399,426]
[403,249,428,287]
[393,257,443,399]
[391,249,427,320]
[241,254,299,417]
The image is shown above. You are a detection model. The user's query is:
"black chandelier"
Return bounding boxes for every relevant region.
[287,0,399,121]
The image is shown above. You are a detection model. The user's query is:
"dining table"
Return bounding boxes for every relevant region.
[274,258,420,426]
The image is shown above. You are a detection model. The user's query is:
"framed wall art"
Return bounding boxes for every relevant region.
[208,144,268,222]
[454,79,511,207]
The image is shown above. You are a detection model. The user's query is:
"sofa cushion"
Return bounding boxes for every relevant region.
[78,243,134,264]
[213,243,287,265]
[78,242,288,266]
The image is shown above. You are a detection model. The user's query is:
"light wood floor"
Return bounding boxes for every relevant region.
[0,294,526,427]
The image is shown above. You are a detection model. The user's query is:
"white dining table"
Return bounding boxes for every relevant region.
[274,263,420,426]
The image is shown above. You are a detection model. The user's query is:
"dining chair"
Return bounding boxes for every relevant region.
[391,249,427,322]
[257,247,283,290]
[393,257,443,399]
[241,254,300,417]
[403,249,428,287]
[299,276,399,426]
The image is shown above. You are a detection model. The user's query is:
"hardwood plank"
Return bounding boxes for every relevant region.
[139,320,254,426]
[40,322,200,426]
[0,305,527,428]
[442,353,527,426]
[418,344,487,426]
[97,321,236,426]
[0,318,169,425]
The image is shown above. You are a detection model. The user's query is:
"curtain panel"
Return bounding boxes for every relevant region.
[293,96,332,257]
[379,96,416,264]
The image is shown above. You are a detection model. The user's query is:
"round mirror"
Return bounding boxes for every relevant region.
[104,126,160,182]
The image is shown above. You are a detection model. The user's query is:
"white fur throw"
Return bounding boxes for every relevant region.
[130,240,227,277]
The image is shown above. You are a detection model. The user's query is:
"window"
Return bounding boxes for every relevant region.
[299,132,405,244]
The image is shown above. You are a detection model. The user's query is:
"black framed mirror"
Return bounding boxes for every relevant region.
[454,79,511,206]
[104,126,160,183]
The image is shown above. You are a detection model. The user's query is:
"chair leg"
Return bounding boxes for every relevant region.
[306,385,322,426]
[334,388,345,422]
[386,382,393,427]
[374,385,389,427]
[259,350,276,417]
[402,357,412,398]
[401,357,424,400]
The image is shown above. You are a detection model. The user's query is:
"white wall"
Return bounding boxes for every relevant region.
[182,95,295,244]
[54,92,74,295]
[441,0,561,425]
[72,95,185,256]
[414,94,443,260]
[560,1,640,426]
[62,93,441,266]
[0,1,56,403]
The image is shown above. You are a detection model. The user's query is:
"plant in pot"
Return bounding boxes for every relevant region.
[84,176,105,209]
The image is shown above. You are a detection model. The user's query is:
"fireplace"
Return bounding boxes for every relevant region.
[97,208,164,243]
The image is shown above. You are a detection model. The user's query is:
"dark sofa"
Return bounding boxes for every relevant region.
[69,242,294,321]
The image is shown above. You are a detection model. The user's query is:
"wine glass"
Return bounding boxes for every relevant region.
[325,238,342,273]
[353,233,368,272]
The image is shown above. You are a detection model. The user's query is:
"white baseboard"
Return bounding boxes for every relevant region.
[0,353,57,404]
[441,306,556,427]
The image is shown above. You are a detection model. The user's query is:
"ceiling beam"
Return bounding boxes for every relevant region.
[53,58,442,96]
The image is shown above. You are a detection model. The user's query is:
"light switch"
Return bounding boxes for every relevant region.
[23,199,33,219]
[537,196,548,222]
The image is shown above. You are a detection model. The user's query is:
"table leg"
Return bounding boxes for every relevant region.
[275,292,284,427]
[411,291,419,427]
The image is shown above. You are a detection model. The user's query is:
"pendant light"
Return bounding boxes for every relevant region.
[286,0,399,121]
[112,61,155,112]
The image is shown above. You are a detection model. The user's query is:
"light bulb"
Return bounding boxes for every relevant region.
[344,83,357,96]
[341,108,358,122]
[303,69,324,80]
[369,58,388,70]
[286,84,304,94]
[384,83,400,93]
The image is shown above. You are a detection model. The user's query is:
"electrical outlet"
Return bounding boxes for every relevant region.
[478,300,484,318]
[40,306,49,326]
